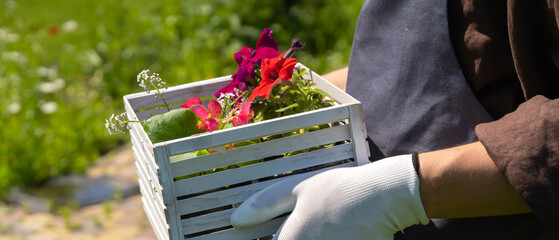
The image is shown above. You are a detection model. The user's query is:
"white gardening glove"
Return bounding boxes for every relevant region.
[231,154,429,240]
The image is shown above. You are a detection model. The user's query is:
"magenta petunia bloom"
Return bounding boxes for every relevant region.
[215,72,249,98]
[215,28,280,98]
[251,28,280,63]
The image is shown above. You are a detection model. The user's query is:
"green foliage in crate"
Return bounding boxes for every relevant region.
[251,68,335,121]
[0,0,362,197]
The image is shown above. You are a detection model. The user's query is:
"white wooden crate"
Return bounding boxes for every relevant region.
[124,64,370,240]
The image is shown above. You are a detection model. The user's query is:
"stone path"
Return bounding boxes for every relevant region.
[0,146,157,240]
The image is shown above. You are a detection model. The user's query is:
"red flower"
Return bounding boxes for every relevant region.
[190,100,222,132]
[250,54,297,101]
[49,26,59,36]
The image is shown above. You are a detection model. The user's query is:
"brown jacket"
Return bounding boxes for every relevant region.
[449,0,559,235]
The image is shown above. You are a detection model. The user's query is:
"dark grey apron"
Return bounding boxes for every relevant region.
[346,0,555,239]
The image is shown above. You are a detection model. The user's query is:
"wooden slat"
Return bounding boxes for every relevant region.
[135,153,166,216]
[131,131,163,194]
[130,121,154,154]
[347,103,371,165]
[176,161,356,216]
[163,105,349,155]
[171,124,350,177]
[129,122,159,185]
[139,188,169,240]
[142,141,160,186]
[177,179,282,217]
[134,148,167,225]
[124,95,139,121]
[155,146,185,240]
[138,185,166,234]
[133,146,162,203]
[124,76,231,110]
[139,174,170,239]
[137,156,169,240]
[128,114,169,239]
[174,143,354,197]
[130,124,151,163]
[130,123,157,173]
[185,217,287,240]
[182,208,234,235]
[126,96,157,174]
[142,196,170,240]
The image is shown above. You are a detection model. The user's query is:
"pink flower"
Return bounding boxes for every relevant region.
[190,100,222,132]
[232,101,254,127]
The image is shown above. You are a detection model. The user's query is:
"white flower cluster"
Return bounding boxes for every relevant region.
[105,112,129,135]
[38,78,65,93]
[217,92,236,108]
[62,20,78,32]
[40,101,58,114]
[137,69,166,93]
[37,66,58,79]
[0,28,20,43]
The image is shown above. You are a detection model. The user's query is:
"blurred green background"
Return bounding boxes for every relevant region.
[0,0,362,197]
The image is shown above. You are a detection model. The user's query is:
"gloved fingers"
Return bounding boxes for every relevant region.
[272,211,304,240]
[271,214,288,240]
[231,171,319,228]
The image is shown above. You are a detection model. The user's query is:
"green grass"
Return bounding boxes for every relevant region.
[0,0,363,197]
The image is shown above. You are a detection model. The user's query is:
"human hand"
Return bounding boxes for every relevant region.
[231,154,429,240]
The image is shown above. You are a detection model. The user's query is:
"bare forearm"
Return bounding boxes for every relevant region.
[322,67,348,91]
[418,141,531,219]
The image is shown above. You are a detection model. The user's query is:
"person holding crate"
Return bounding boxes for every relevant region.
[231,0,558,239]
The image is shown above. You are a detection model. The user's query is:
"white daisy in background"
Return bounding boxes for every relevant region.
[8,102,21,114]
[96,42,108,52]
[37,66,58,79]
[40,101,58,114]
[0,28,20,43]
[2,51,27,64]
[62,20,78,32]
[38,78,65,93]
[84,49,102,67]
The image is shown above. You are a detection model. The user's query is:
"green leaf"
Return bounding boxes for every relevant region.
[195,149,212,157]
[275,103,299,113]
[221,122,234,130]
[232,139,260,148]
[297,99,310,111]
[143,108,204,143]
[309,88,329,97]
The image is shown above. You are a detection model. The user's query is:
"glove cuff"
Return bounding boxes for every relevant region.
[340,154,430,232]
